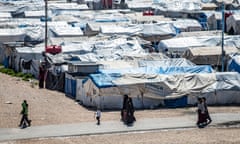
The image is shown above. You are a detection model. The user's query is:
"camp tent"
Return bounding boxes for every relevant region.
[78,71,240,109]
[182,46,239,66]
[76,64,217,109]
[226,14,240,35]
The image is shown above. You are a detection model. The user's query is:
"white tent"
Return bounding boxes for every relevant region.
[226,14,240,35]
[0,12,12,18]
[14,44,45,77]
[182,46,239,66]
[0,28,25,43]
[207,11,222,30]
[77,71,240,109]
[158,35,240,54]
[50,26,84,37]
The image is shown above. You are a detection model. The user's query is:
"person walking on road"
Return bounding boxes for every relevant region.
[19,100,31,128]
[202,97,212,125]
[95,109,101,125]
[196,97,206,128]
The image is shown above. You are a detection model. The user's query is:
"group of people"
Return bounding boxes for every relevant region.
[19,96,212,129]
[197,97,212,128]
[121,95,136,125]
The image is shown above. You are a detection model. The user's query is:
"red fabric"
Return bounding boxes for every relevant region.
[46,45,62,54]
[143,10,154,16]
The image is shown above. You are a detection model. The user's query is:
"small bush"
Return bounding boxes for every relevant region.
[15,72,25,77]
[0,67,34,81]
[23,74,34,80]
[22,77,29,81]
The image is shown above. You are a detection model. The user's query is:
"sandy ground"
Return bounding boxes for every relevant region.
[1,73,240,144]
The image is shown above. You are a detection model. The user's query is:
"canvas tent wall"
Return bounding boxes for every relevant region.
[0,43,25,68]
[138,58,196,67]
[50,26,84,37]
[207,11,222,30]
[226,14,240,35]
[169,19,202,32]
[100,23,177,42]
[23,10,46,18]
[77,64,217,109]
[80,71,240,109]
[126,0,153,11]
[14,44,45,77]
[176,30,223,38]
[187,72,240,105]
[85,22,129,36]
[0,12,12,18]
[65,72,77,99]
[182,46,239,66]
[49,3,89,12]
[124,12,172,24]
[158,35,240,54]
[0,29,25,43]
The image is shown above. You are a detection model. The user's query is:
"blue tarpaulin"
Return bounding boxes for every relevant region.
[159,65,213,74]
[89,73,120,88]
[65,75,77,99]
[92,65,213,88]
[99,65,213,75]
[228,56,240,73]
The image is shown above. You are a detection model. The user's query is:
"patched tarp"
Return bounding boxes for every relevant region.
[100,23,177,38]
[228,54,240,72]
[80,72,240,109]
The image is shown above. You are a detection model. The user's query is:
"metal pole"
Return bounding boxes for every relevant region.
[221,2,225,72]
[45,0,48,50]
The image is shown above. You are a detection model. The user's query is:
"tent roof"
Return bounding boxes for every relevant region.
[189,46,239,56]
[50,26,84,37]
[0,12,12,18]
[138,58,196,67]
[24,10,45,18]
[91,65,214,88]
[48,3,89,10]
[125,12,172,23]
[176,30,223,37]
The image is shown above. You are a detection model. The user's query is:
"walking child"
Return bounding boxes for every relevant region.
[196,97,206,128]
[95,109,101,125]
[202,97,212,125]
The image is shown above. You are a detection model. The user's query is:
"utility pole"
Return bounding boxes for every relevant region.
[221,2,225,72]
[45,0,48,50]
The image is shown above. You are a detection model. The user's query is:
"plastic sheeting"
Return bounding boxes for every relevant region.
[94,13,129,22]
[153,0,202,11]
[228,55,240,72]
[0,12,12,18]
[0,28,26,43]
[100,23,177,38]
[81,72,240,109]
[50,26,84,37]
[99,65,213,75]
[158,35,240,53]
[183,46,239,65]
[93,65,213,88]
[138,58,196,67]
